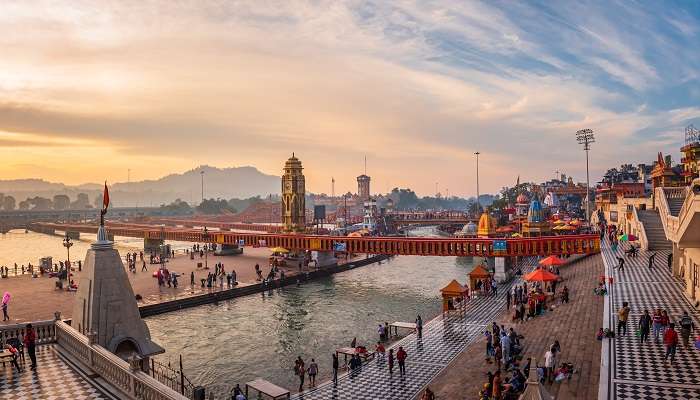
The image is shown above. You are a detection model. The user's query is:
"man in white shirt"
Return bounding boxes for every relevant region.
[544,349,556,384]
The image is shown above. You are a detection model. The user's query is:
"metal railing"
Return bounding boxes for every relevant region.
[150,357,195,398]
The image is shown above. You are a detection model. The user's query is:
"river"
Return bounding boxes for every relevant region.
[145,253,480,397]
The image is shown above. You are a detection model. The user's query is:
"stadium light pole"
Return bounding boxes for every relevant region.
[576,129,595,222]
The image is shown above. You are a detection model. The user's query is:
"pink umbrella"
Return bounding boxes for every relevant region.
[2,292,10,305]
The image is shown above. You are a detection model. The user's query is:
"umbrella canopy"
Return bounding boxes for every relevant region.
[553,224,576,231]
[496,226,514,233]
[552,219,566,225]
[2,292,10,305]
[539,255,565,267]
[347,232,363,237]
[569,219,581,226]
[618,234,629,242]
[270,247,289,253]
[627,234,639,241]
[511,232,523,238]
[524,268,559,282]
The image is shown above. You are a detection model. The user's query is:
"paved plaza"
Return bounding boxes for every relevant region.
[430,254,603,399]
[0,345,113,400]
[601,242,700,399]
[0,246,313,324]
[291,257,540,400]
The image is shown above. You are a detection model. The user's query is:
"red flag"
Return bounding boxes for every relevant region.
[102,182,110,211]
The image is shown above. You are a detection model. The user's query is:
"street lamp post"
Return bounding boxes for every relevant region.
[576,129,595,222]
[202,226,209,270]
[200,170,205,204]
[62,233,73,289]
[474,151,481,214]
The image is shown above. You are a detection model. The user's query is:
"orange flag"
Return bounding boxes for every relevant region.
[102,182,110,211]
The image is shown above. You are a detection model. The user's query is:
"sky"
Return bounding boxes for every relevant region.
[1,0,699,196]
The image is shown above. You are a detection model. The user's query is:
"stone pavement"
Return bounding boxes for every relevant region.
[0,344,114,400]
[428,254,603,399]
[601,242,700,400]
[290,257,541,400]
[0,246,313,324]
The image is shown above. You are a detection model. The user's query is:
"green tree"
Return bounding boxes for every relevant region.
[197,198,237,214]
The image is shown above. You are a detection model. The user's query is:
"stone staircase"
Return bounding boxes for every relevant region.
[637,209,672,250]
[667,197,685,216]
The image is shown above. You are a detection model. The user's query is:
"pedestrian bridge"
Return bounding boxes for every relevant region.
[31,221,600,257]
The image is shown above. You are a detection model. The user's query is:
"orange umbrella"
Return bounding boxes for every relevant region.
[524,268,559,282]
[539,255,565,267]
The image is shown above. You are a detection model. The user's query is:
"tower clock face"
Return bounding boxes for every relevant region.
[285,181,292,191]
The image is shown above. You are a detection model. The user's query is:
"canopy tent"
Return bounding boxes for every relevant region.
[270,247,289,253]
[496,226,515,233]
[440,279,469,315]
[539,255,565,267]
[524,268,559,282]
[347,232,363,237]
[468,264,492,293]
[518,359,553,400]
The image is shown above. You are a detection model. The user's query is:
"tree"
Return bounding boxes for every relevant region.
[27,196,52,210]
[18,200,29,210]
[53,194,71,210]
[2,196,15,211]
[197,198,237,214]
[160,199,193,215]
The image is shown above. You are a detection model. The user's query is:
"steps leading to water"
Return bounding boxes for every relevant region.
[637,209,672,250]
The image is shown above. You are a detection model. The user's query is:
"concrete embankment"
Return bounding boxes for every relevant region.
[138,254,391,317]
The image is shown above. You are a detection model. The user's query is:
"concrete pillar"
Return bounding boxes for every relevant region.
[66,231,80,240]
[493,257,513,283]
[314,251,338,268]
[144,238,164,252]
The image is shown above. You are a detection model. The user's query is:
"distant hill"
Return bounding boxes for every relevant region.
[0,165,280,207]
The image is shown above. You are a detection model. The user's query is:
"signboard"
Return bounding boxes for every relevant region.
[314,205,326,221]
[493,240,507,252]
[309,238,322,250]
[333,242,347,252]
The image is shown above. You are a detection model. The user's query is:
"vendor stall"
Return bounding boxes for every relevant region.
[440,279,468,316]
[468,264,491,296]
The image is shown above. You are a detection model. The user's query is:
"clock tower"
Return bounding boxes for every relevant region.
[281,153,306,232]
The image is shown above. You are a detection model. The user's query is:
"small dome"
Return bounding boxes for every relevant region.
[516,193,529,204]
[461,221,477,234]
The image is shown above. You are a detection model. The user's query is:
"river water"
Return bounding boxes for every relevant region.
[145,253,479,397]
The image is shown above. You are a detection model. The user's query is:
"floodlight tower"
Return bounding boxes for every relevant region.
[576,129,595,222]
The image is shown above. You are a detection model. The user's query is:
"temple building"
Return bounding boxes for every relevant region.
[477,211,497,238]
[515,192,530,216]
[681,124,700,184]
[522,196,551,237]
[281,153,306,232]
[651,152,683,190]
[455,221,477,238]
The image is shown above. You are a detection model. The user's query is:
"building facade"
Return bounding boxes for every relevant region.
[357,174,371,200]
[281,154,306,232]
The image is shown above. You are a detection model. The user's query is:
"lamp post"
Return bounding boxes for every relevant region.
[576,129,595,222]
[474,151,481,214]
[202,226,209,270]
[200,169,205,204]
[62,233,73,289]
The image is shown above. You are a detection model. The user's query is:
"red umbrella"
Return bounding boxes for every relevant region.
[539,255,565,267]
[628,234,639,241]
[524,268,559,282]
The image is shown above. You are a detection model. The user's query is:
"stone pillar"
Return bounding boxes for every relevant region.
[493,257,513,283]
[315,251,337,268]
[144,238,164,252]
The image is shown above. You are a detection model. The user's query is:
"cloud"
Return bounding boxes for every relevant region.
[0,1,698,194]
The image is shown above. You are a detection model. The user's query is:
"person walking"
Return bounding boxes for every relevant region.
[668,253,673,271]
[332,353,339,386]
[664,323,679,363]
[617,302,631,336]
[617,257,625,272]
[2,291,10,321]
[506,289,512,310]
[562,286,569,304]
[307,359,318,387]
[639,309,652,344]
[679,311,694,347]
[296,356,305,392]
[396,346,407,376]
[652,309,663,343]
[416,315,423,338]
[24,323,37,370]
[484,330,493,363]
[544,347,556,384]
[648,252,657,269]
[388,348,395,375]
